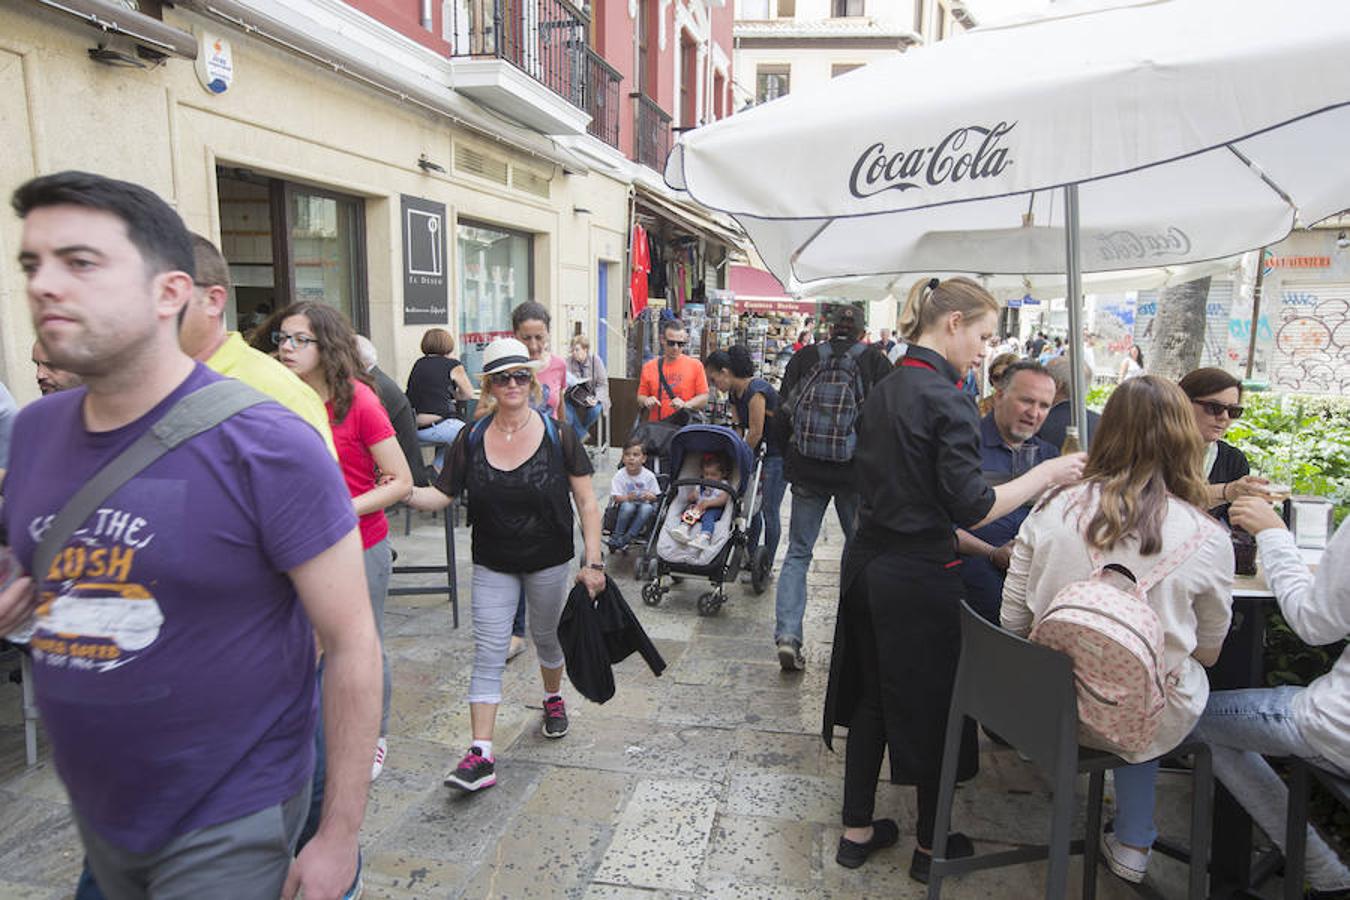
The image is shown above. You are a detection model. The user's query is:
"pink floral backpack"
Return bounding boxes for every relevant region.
[1029,508,1209,756]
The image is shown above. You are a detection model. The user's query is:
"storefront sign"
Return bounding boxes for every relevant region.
[195,33,234,95]
[401,195,448,325]
[734,298,817,316]
[1266,255,1331,269]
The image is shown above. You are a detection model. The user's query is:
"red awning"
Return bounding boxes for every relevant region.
[729,265,789,299]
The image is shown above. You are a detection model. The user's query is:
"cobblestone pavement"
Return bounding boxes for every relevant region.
[0,450,1275,898]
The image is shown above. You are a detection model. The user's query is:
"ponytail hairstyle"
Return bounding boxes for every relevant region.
[896,276,999,343]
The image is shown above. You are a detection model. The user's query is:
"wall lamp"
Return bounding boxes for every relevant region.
[417,155,446,174]
[1337,230,1349,250]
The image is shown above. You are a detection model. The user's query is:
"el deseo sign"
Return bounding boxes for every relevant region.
[401,195,449,325]
[848,121,1016,198]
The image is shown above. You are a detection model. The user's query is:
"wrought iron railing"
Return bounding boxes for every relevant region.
[632,91,672,169]
[452,0,589,108]
[583,47,621,148]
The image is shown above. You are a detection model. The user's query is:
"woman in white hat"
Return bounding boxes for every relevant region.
[406,337,606,793]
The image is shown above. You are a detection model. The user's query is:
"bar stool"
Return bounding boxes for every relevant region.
[927,601,1213,900]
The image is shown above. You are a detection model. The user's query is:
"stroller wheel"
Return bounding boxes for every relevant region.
[641,582,663,607]
[749,547,771,595]
[696,592,723,617]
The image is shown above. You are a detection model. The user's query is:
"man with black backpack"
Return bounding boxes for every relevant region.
[773,305,893,671]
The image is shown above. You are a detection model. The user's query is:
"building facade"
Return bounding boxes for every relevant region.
[731,0,970,109]
[0,0,739,401]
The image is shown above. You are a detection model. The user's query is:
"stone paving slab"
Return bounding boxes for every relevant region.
[592,778,721,892]
[0,452,1289,899]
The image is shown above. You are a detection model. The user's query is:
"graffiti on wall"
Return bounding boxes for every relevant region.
[1270,291,1350,393]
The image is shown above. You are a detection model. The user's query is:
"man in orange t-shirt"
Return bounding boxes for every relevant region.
[637,319,709,422]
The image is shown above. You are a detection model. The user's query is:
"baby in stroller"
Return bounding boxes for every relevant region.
[671,451,731,548]
[607,437,661,551]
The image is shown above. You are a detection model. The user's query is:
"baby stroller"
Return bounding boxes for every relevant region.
[635,425,765,616]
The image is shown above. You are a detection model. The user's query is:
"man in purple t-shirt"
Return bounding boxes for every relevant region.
[0,171,381,900]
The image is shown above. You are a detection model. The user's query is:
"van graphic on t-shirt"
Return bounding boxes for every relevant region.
[33,581,165,657]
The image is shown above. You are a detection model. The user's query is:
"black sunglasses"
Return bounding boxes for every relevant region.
[666,340,687,348]
[1192,399,1244,420]
[488,369,533,387]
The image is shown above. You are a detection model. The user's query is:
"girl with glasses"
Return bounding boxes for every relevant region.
[405,338,604,794]
[1178,367,1271,522]
[275,302,412,809]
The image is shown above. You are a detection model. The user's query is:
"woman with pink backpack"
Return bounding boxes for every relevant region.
[1001,375,1235,884]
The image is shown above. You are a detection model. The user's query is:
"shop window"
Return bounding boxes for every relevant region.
[832,0,863,16]
[740,0,769,19]
[457,219,534,375]
[680,30,698,128]
[216,168,368,335]
[756,65,789,104]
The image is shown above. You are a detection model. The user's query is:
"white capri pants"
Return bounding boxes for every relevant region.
[468,561,571,704]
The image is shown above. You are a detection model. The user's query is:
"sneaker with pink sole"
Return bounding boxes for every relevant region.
[444,746,496,792]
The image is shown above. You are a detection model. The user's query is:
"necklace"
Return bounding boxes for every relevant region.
[494,413,531,442]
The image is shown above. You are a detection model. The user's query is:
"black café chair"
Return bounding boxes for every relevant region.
[388,500,460,630]
[927,601,1214,900]
[1279,758,1350,900]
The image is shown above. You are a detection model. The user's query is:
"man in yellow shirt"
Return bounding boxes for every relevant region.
[182,234,337,458]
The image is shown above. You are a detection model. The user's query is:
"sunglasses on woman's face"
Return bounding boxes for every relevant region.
[1193,399,1244,419]
[489,370,532,387]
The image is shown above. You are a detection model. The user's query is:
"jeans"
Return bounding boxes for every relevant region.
[610,501,656,547]
[469,562,571,705]
[363,538,393,735]
[416,417,465,470]
[746,454,785,565]
[565,401,602,444]
[774,483,859,644]
[699,506,723,535]
[1111,760,1161,848]
[1191,686,1350,890]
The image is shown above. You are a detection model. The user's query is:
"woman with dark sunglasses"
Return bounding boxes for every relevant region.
[405,338,604,794]
[1178,367,1270,522]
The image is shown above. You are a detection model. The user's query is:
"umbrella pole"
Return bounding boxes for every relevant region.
[1063,184,1089,448]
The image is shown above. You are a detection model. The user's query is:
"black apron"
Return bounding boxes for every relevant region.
[823,527,979,786]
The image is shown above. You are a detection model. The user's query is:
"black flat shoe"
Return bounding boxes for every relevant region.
[909,832,975,884]
[835,818,900,869]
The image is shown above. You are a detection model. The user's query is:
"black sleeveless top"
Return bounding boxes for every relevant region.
[435,413,593,572]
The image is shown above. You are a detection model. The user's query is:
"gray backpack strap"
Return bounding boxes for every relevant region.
[31,379,269,584]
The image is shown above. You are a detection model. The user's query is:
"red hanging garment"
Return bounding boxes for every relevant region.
[629,224,650,318]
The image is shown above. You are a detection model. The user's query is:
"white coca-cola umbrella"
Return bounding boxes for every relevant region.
[665,0,1350,438]
[794,258,1242,304]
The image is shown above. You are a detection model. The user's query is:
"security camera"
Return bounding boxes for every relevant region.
[1337,230,1349,250]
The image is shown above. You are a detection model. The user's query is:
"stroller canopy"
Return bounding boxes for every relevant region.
[667,425,754,495]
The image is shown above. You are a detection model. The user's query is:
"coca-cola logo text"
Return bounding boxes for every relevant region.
[848,121,1016,199]
[1093,227,1193,262]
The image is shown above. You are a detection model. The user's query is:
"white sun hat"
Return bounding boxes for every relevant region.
[480,337,545,376]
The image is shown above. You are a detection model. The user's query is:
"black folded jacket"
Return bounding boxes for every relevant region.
[558,577,667,704]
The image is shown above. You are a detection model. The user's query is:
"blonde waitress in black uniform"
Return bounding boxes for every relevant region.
[823,277,1086,882]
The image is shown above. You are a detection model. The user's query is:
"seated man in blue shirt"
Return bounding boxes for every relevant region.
[955,360,1059,622]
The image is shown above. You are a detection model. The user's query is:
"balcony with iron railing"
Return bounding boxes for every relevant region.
[450,0,620,144]
[631,92,672,170]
